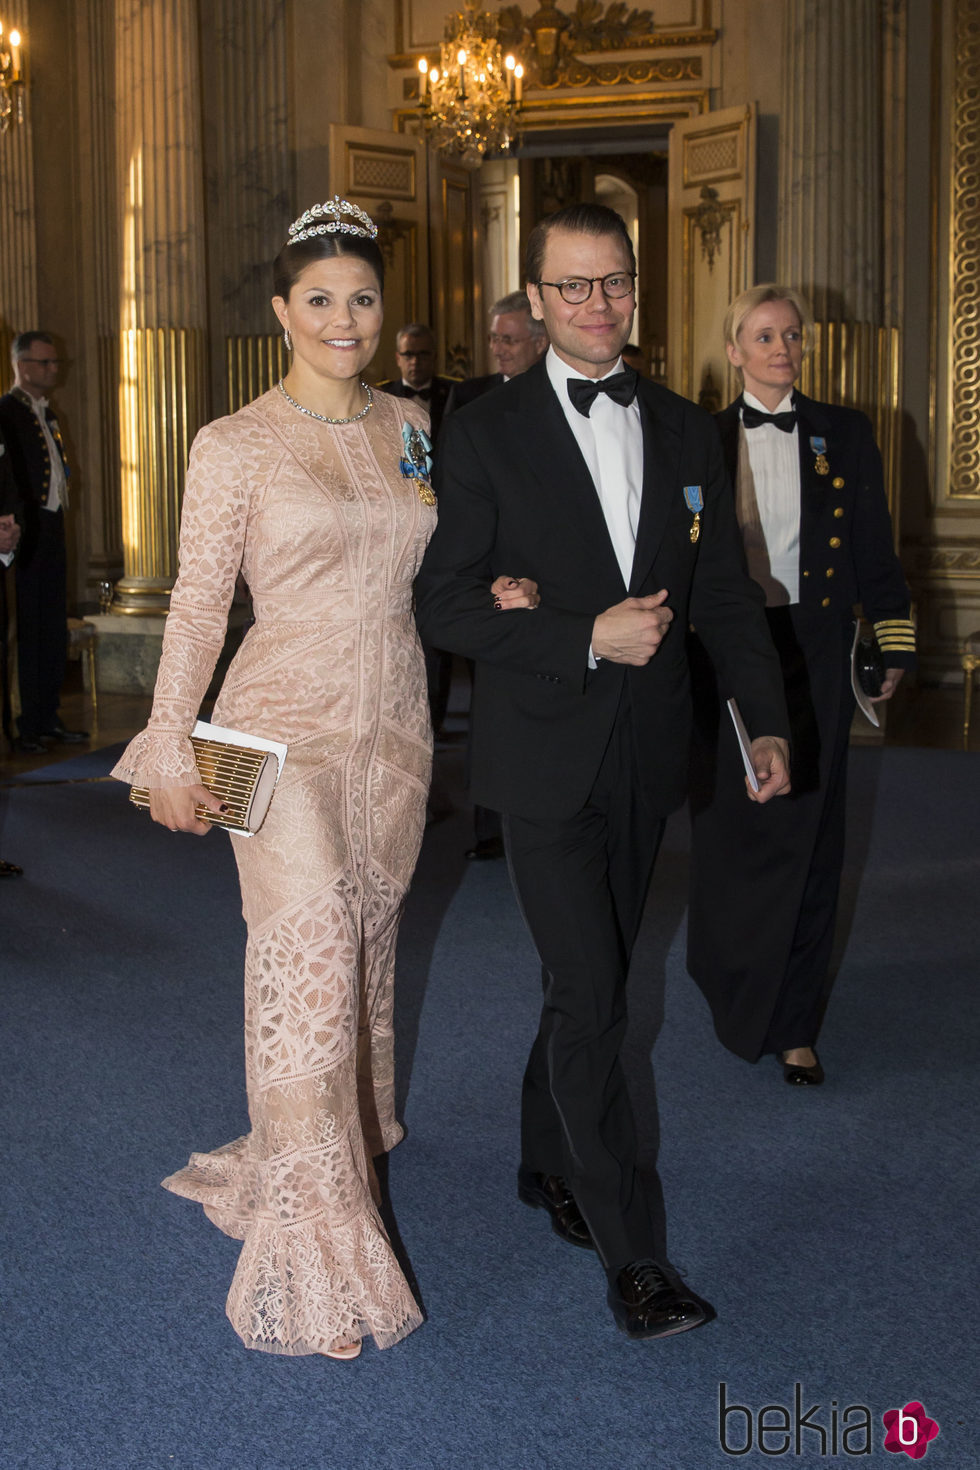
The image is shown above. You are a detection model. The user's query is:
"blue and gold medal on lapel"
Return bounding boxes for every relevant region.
[810,435,829,476]
[684,485,703,543]
[400,423,436,506]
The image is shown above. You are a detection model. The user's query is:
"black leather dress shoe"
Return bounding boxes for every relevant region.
[13,736,46,754]
[517,1168,595,1250]
[41,721,88,743]
[608,1259,709,1340]
[465,836,505,861]
[781,1051,825,1085]
[0,859,24,878]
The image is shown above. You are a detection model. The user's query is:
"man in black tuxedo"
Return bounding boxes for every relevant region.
[0,333,87,753]
[376,323,455,441]
[445,290,548,416]
[0,428,24,874]
[416,204,791,1340]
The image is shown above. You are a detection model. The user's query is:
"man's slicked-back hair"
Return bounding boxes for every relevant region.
[524,203,636,286]
[11,330,55,362]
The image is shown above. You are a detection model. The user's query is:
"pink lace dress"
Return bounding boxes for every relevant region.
[113,387,434,1354]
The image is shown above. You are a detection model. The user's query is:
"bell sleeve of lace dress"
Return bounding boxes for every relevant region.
[111,419,250,790]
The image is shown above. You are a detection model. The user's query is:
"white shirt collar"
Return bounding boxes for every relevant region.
[546,345,625,394]
[742,388,794,416]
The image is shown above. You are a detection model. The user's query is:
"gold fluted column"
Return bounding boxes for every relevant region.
[0,1,37,360]
[112,0,208,615]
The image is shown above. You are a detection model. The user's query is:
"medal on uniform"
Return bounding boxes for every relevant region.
[684,485,703,543]
[400,423,436,506]
[810,435,829,476]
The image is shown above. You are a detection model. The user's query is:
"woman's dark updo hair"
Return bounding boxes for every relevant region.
[273,232,385,300]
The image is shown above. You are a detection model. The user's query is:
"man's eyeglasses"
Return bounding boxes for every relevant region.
[535,273,636,305]
[397,349,434,360]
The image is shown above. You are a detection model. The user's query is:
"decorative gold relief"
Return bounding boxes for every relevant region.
[560,54,701,86]
[490,1,713,88]
[683,128,741,186]
[946,0,980,499]
[691,185,727,271]
[913,543,980,578]
[348,148,416,200]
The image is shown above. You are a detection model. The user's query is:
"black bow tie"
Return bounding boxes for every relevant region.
[567,369,637,417]
[741,403,796,433]
[410,385,431,402]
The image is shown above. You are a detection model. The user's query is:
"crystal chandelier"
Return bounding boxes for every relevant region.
[0,16,24,132]
[417,1,523,170]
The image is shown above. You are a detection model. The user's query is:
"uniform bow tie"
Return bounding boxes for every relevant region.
[412,386,432,402]
[567,369,637,417]
[741,403,797,432]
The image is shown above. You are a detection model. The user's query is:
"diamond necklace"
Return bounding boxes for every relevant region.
[277,378,374,424]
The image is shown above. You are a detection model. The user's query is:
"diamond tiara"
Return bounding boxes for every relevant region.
[286,196,378,245]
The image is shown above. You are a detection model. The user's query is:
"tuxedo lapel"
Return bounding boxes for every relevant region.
[715,398,742,487]
[794,392,833,552]
[511,361,624,587]
[628,380,682,594]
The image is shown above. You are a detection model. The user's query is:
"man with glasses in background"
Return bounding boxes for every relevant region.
[0,332,87,753]
[445,290,548,416]
[417,203,790,1342]
[377,322,455,441]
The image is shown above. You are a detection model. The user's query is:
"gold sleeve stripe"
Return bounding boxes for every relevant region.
[874,620,916,650]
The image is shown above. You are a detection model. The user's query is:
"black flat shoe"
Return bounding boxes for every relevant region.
[0,859,24,878]
[781,1051,825,1085]
[517,1168,595,1250]
[608,1259,709,1341]
[13,737,46,754]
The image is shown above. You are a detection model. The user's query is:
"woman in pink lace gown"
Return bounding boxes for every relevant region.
[113,200,533,1358]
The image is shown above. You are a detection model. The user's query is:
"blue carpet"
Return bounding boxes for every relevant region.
[0,747,975,1468]
[0,741,128,784]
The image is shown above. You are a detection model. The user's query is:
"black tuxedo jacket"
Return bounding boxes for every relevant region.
[716,393,915,667]
[445,373,503,418]
[415,357,788,819]
[0,429,23,520]
[0,388,68,566]
[375,375,455,440]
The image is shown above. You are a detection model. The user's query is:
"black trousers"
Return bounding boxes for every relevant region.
[15,510,67,740]
[688,609,853,1060]
[504,698,665,1273]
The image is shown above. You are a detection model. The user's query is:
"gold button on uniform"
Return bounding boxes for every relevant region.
[829,536,841,548]
[822,597,831,607]
[826,568,834,578]
[802,570,810,578]
[833,507,844,518]
[832,477,845,489]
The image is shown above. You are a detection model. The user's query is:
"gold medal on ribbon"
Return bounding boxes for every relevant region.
[815,454,829,476]
[417,481,436,507]
[690,511,701,544]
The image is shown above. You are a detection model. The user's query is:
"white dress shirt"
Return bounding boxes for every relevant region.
[29,394,69,513]
[736,389,799,605]
[546,347,643,589]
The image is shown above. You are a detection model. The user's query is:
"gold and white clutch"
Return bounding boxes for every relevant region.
[128,720,287,835]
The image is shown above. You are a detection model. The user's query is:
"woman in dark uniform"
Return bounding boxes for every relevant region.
[687,284,915,1084]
